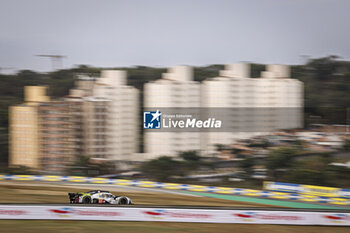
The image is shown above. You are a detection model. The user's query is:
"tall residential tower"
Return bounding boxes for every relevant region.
[93,70,139,162]
[144,66,201,158]
[202,63,303,153]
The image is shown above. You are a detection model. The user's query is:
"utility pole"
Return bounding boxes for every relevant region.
[35,54,66,71]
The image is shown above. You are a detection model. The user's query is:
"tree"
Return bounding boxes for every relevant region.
[179,151,201,162]
[343,140,350,151]
[239,157,255,178]
[266,147,298,180]
[283,154,332,186]
[2,165,35,175]
[214,144,225,152]
[179,150,203,173]
[285,168,325,185]
[306,55,340,81]
[67,155,115,177]
[140,156,184,181]
[326,165,350,187]
[247,139,270,148]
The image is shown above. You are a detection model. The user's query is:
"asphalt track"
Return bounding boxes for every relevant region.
[0,180,202,197]
[5,175,350,206]
[2,180,350,210]
[43,182,350,210]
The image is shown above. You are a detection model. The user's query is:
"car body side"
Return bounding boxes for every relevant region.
[68,191,132,205]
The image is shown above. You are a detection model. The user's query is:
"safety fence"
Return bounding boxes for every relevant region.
[0,205,349,225]
[1,174,350,206]
[264,181,350,198]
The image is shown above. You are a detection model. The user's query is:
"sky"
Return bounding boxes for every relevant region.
[0,0,350,73]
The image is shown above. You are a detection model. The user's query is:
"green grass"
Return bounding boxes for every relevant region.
[182,191,350,210]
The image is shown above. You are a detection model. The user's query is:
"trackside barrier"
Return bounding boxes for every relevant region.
[0,205,349,225]
[264,181,350,198]
[1,174,350,206]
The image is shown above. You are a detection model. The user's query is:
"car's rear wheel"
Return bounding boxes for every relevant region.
[83,196,91,204]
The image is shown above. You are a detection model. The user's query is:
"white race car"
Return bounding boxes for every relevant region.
[68,190,132,205]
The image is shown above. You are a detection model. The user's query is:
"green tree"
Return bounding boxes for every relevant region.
[306,55,340,81]
[285,168,325,185]
[266,147,298,180]
[214,144,225,152]
[239,157,255,178]
[179,150,203,173]
[247,139,270,148]
[140,156,184,181]
[67,155,115,177]
[343,140,350,151]
[2,165,35,175]
[179,150,201,162]
[283,155,332,186]
[326,165,350,187]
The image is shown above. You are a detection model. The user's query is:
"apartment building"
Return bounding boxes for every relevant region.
[10,87,76,173]
[66,75,97,158]
[9,86,49,170]
[10,69,140,171]
[38,101,73,172]
[80,97,110,159]
[144,66,201,158]
[65,96,84,158]
[93,70,139,162]
[202,63,303,153]
[70,75,96,97]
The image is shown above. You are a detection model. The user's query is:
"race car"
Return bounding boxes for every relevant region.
[68,190,132,205]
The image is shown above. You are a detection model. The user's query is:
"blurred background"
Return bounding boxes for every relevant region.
[1,0,350,232]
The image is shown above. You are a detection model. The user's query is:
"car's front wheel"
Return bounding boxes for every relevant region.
[116,196,129,205]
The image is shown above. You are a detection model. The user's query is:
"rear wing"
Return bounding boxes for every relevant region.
[68,192,80,203]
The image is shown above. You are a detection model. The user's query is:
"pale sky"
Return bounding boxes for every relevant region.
[0,0,349,73]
